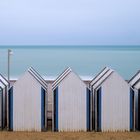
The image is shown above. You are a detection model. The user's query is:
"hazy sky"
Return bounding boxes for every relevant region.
[0,0,140,45]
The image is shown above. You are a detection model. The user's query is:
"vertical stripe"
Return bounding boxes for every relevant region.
[54,87,58,131]
[9,87,13,130]
[41,87,45,131]
[86,88,90,131]
[98,87,102,131]
[130,88,134,131]
[138,89,140,130]
[1,88,3,129]
[0,88,2,129]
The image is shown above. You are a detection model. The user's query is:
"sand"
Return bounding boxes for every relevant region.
[0,132,140,140]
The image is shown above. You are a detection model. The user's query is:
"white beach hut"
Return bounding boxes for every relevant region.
[8,67,48,131]
[0,74,9,129]
[90,67,134,132]
[129,70,140,130]
[52,67,90,132]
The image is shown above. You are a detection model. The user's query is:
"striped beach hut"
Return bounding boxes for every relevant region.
[8,67,48,131]
[90,67,134,132]
[0,74,9,130]
[52,67,90,132]
[129,70,140,130]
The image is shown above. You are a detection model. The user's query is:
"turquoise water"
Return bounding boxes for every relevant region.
[0,45,140,80]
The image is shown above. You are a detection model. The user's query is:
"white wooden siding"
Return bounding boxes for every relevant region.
[58,71,87,131]
[13,72,42,131]
[101,72,130,132]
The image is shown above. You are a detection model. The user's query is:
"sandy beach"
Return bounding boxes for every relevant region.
[0,132,140,140]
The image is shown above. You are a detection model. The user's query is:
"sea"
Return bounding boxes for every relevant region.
[0,45,140,80]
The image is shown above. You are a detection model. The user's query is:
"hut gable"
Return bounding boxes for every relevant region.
[13,68,47,91]
[97,71,129,90]
[52,67,88,91]
[58,70,87,94]
[13,71,42,94]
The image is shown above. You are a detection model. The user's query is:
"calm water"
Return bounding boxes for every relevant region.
[0,45,140,80]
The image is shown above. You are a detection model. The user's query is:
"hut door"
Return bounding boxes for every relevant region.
[54,87,58,131]
[130,89,134,131]
[41,88,45,131]
[9,87,13,130]
[86,88,90,131]
[97,87,101,131]
[138,89,140,130]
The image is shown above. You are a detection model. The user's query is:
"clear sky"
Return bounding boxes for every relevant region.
[0,0,140,45]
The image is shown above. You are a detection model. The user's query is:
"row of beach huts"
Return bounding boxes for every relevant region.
[0,67,140,132]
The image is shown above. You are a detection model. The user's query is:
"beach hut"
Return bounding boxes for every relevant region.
[8,67,48,131]
[90,67,134,132]
[0,74,9,129]
[52,67,90,132]
[129,70,140,130]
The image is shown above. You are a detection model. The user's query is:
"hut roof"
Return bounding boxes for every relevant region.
[129,70,140,87]
[52,67,72,90]
[90,67,110,86]
[0,79,6,89]
[90,67,114,90]
[28,67,48,89]
[0,74,9,86]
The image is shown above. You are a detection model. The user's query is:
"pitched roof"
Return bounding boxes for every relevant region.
[52,67,72,90]
[129,70,140,87]
[0,79,6,89]
[28,67,48,90]
[0,74,9,86]
[29,67,47,87]
[90,67,114,90]
[90,67,110,86]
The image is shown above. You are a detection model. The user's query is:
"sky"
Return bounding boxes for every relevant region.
[0,0,140,45]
